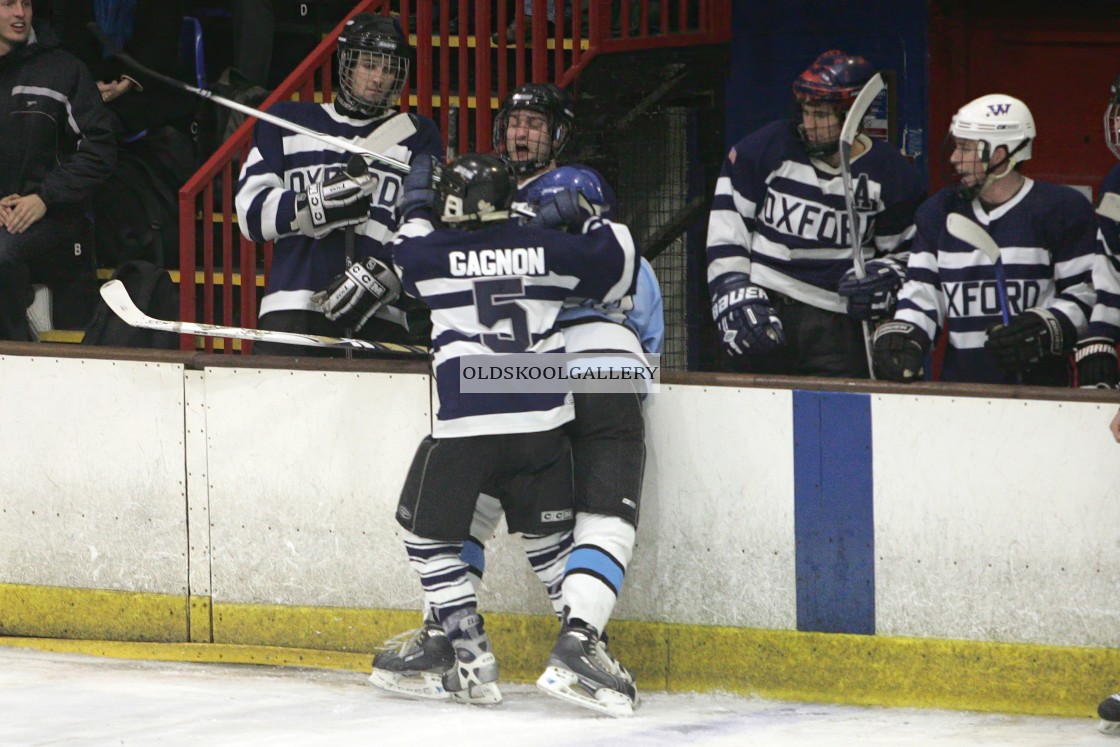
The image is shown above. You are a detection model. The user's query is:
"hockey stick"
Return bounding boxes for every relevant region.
[98,280,428,356]
[837,72,885,378]
[1098,192,1120,223]
[945,214,1011,326]
[84,22,410,172]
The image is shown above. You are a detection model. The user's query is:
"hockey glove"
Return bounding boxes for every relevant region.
[710,273,785,356]
[529,188,595,232]
[1074,336,1119,388]
[871,320,927,382]
[398,154,437,221]
[837,260,903,322]
[311,256,401,332]
[984,308,1075,373]
[293,161,377,238]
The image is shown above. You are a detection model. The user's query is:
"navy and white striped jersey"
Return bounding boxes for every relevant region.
[895,180,1097,384]
[392,213,640,438]
[235,102,443,317]
[706,119,925,311]
[1088,164,1120,341]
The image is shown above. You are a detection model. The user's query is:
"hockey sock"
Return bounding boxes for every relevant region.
[562,514,636,633]
[402,530,477,627]
[523,530,574,617]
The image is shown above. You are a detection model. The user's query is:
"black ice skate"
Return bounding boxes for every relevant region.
[368,621,455,700]
[441,609,502,705]
[536,622,637,717]
[1099,693,1120,734]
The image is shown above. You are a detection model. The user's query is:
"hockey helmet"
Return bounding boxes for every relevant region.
[1106,72,1120,161]
[336,13,411,118]
[437,153,516,227]
[792,50,875,105]
[523,166,615,218]
[492,83,575,176]
[950,94,1035,168]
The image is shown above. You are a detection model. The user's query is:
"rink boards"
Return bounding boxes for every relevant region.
[1,348,1119,716]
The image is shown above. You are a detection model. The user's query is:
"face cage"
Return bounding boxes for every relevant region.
[795,99,850,159]
[337,48,409,118]
[1106,101,1120,161]
[492,108,565,176]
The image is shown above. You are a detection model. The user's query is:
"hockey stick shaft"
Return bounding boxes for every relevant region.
[84,23,410,173]
[99,280,428,356]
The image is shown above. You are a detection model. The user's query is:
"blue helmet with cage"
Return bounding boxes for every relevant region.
[524,166,617,217]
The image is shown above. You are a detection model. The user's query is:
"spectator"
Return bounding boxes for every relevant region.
[0,0,116,341]
[872,94,1096,386]
[705,50,925,378]
[235,13,443,356]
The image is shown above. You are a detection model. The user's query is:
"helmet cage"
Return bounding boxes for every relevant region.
[792,51,874,158]
[337,47,409,118]
[492,84,574,176]
[1106,73,1120,161]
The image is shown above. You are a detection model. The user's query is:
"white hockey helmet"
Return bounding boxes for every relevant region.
[950,94,1035,167]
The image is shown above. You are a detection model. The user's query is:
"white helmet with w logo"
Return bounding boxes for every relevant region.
[950,94,1035,167]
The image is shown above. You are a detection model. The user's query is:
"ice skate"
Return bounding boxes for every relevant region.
[368,622,455,700]
[1099,693,1120,734]
[441,610,502,705]
[537,622,637,717]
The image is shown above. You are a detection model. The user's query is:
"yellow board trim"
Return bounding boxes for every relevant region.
[1,583,1114,718]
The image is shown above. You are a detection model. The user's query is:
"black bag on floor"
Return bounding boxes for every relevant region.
[83,260,180,349]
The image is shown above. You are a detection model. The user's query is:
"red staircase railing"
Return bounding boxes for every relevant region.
[177,0,731,353]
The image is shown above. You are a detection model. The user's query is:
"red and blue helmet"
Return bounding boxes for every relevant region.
[792,50,875,105]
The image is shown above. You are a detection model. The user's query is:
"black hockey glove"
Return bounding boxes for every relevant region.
[710,273,785,357]
[311,256,401,332]
[398,154,437,221]
[837,260,903,322]
[293,159,376,238]
[1074,336,1119,388]
[871,320,927,382]
[984,308,1075,373]
[529,188,595,232]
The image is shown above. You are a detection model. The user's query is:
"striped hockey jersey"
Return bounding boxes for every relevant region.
[392,213,640,438]
[1088,163,1120,341]
[895,180,1096,384]
[235,102,443,317]
[706,119,925,311]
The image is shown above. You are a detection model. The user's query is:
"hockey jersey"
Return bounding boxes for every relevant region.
[235,102,444,317]
[706,119,925,312]
[1088,163,1120,341]
[895,180,1096,384]
[392,213,640,438]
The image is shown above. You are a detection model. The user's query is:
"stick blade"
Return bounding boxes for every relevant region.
[99,279,151,326]
[840,73,884,147]
[946,213,1001,264]
[1098,192,1120,223]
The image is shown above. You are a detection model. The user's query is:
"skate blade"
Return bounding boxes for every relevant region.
[448,681,502,706]
[536,666,635,718]
[1099,719,1120,735]
[367,669,449,700]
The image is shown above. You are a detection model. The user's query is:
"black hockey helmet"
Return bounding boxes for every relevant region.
[336,13,411,118]
[492,83,575,176]
[792,50,875,105]
[437,153,516,227]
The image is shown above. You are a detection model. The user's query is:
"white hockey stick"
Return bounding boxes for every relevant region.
[1098,192,1120,223]
[99,280,428,356]
[86,22,410,172]
[945,214,1010,325]
[837,72,885,378]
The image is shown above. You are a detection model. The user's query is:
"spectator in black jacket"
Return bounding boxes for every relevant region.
[0,0,116,341]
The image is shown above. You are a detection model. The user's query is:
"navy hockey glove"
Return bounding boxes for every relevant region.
[398,154,437,221]
[1074,336,1119,388]
[529,188,595,232]
[710,273,785,356]
[311,256,401,332]
[293,158,376,238]
[985,308,1075,373]
[837,260,903,322]
[871,320,926,382]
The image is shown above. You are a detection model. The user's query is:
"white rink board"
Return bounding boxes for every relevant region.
[872,394,1120,647]
[201,367,431,608]
[0,356,188,594]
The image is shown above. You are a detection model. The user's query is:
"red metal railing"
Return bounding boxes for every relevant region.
[177,0,731,352]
